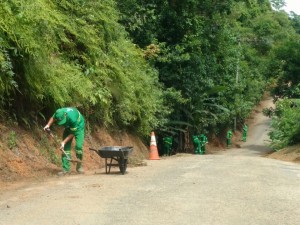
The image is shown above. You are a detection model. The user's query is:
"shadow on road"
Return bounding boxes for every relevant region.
[242,144,274,156]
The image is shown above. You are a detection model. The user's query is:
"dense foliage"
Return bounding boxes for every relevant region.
[0,0,170,135]
[266,12,300,150]
[0,0,299,150]
[117,0,299,149]
[269,99,300,150]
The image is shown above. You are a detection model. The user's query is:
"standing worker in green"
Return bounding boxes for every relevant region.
[192,135,201,154]
[226,129,233,148]
[242,124,248,142]
[199,134,208,154]
[44,107,85,175]
[163,136,173,156]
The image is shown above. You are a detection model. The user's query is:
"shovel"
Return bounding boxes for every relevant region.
[44,128,82,163]
[60,148,81,163]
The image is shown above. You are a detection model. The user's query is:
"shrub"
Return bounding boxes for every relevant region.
[269,99,300,150]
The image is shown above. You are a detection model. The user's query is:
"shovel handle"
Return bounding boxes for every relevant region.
[43,127,81,163]
[60,148,70,159]
[60,148,81,163]
[44,127,55,139]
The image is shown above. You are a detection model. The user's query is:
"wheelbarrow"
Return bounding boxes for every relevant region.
[89,146,133,175]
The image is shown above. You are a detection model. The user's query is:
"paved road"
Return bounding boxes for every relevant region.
[0,101,300,225]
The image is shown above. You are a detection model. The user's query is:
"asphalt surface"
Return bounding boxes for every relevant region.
[0,102,300,225]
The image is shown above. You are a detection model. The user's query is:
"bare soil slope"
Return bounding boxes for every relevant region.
[0,125,148,190]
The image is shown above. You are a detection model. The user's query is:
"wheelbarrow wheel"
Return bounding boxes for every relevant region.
[119,159,128,175]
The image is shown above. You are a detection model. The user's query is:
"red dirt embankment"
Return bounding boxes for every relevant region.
[0,125,148,189]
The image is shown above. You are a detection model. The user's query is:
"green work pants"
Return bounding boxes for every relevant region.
[163,144,172,155]
[61,128,84,172]
[200,144,206,154]
[193,141,201,154]
[242,131,247,142]
[227,138,231,147]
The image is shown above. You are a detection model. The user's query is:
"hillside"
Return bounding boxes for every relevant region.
[1,95,299,193]
[1,2,299,184]
[266,145,300,163]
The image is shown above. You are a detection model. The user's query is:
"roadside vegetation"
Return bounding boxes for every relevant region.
[0,0,299,153]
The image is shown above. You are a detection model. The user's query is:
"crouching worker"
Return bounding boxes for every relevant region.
[242,124,248,142]
[193,135,201,154]
[226,129,233,148]
[163,136,173,156]
[44,107,85,175]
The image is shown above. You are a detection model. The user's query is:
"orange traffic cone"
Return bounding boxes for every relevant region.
[149,131,160,160]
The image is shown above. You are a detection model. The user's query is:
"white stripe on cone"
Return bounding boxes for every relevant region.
[150,135,157,146]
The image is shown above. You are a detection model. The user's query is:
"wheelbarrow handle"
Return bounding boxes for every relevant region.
[89,148,98,152]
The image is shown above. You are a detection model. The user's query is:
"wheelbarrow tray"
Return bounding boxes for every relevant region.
[89,146,133,175]
[98,146,133,158]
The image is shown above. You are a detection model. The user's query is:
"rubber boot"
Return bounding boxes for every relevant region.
[76,162,84,174]
[57,170,70,176]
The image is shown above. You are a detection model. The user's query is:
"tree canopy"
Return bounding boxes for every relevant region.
[0,0,299,150]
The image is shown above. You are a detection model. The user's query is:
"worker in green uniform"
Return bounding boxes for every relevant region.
[226,129,233,148]
[44,107,85,175]
[192,135,201,154]
[163,136,173,156]
[242,124,248,142]
[199,134,208,154]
